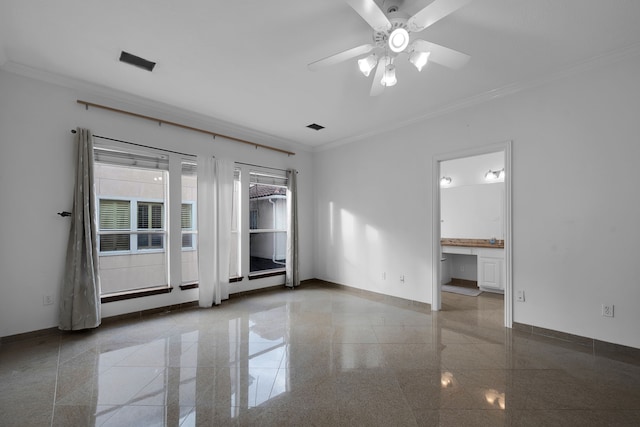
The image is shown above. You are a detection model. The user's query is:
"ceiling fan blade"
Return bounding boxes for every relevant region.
[407,0,473,32]
[346,0,391,32]
[369,59,386,96]
[412,39,470,69]
[308,44,374,71]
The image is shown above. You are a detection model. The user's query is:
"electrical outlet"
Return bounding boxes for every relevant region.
[43,295,54,306]
[400,274,405,283]
[602,304,614,318]
[516,290,525,302]
[382,272,386,280]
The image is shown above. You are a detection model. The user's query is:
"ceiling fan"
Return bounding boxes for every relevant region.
[308,0,472,96]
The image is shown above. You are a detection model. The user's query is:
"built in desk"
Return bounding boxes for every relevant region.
[441,239,504,293]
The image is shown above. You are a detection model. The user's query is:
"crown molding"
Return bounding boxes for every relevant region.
[315,41,640,153]
[0,61,311,154]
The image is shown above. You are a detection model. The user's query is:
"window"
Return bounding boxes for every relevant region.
[99,199,131,252]
[94,145,169,295]
[181,203,194,248]
[97,198,166,253]
[248,171,288,274]
[137,202,164,249]
[93,139,289,296]
[229,169,241,278]
[181,161,198,285]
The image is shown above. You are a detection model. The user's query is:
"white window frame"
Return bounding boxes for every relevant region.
[97,196,167,256]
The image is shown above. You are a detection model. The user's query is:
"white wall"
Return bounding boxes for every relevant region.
[441,183,504,239]
[314,54,640,348]
[0,69,314,337]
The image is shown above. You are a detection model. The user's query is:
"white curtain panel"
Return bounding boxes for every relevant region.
[286,169,300,288]
[59,128,101,330]
[197,156,234,307]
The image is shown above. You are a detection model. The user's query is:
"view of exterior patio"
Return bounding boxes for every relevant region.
[249,182,287,273]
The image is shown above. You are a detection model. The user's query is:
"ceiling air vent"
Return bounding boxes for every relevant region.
[306,123,325,131]
[119,51,156,72]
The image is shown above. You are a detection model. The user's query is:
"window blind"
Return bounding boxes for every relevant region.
[181,161,197,176]
[181,204,192,229]
[99,200,130,230]
[94,144,169,170]
[249,171,287,187]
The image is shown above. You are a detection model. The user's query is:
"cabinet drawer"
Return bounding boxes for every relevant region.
[476,247,504,258]
[442,246,474,255]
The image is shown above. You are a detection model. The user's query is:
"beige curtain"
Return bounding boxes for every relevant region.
[285,169,299,288]
[59,128,101,330]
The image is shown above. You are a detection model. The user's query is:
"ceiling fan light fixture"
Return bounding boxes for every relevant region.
[388,28,409,53]
[357,54,378,77]
[381,63,397,87]
[409,50,430,72]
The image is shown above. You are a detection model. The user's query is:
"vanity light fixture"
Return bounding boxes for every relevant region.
[484,168,504,181]
[440,176,452,186]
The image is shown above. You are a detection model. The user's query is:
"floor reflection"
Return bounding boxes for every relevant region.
[87,303,292,424]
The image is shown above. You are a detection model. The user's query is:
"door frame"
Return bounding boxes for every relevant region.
[431,141,513,328]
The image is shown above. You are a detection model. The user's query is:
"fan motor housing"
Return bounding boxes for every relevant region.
[373,14,409,48]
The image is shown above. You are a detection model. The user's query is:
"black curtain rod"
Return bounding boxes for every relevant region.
[71,129,195,157]
[235,161,291,174]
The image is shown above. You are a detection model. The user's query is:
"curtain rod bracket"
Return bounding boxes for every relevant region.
[57,211,72,218]
[71,129,77,134]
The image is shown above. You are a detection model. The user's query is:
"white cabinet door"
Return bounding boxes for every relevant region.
[478,256,503,290]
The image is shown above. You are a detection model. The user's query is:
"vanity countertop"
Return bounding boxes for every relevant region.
[441,238,504,249]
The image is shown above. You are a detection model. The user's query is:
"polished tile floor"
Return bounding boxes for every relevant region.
[1,282,639,426]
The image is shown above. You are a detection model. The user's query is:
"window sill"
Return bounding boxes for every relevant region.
[101,286,173,303]
[249,270,285,280]
[178,276,245,291]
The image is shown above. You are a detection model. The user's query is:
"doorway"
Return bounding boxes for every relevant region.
[431,141,513,327]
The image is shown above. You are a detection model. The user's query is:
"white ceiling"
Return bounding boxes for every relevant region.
[1,0,640,150]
